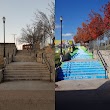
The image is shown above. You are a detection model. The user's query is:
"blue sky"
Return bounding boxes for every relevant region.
[0,0,53,49]
[55,0,109,40]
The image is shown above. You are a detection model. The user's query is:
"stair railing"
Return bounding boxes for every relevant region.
[97,50,108,79]
[42,52,52,82]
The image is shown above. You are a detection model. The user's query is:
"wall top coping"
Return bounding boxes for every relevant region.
[0,43,15,44]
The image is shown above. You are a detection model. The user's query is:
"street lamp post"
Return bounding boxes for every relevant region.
[3,17,6,57]
[60,16,63,54]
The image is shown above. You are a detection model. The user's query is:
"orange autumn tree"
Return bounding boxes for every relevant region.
[88,11,104,40]
[73,2,110,43]
[103,2,110,30]
[74,22,91,43]
[73,35,79,43]
[81,22,90,42]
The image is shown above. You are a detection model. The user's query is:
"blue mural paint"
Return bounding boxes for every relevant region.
[57,46,106,80]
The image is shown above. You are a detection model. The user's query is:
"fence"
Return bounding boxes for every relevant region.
[89,30,110,50]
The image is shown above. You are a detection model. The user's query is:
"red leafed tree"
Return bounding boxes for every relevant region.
[88,11,104,40]
[81,22,90,42]
[73,22,91,43]
[103,2,110,30]
[73,35,78,43]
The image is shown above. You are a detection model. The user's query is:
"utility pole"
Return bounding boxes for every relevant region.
[12,34,16,44]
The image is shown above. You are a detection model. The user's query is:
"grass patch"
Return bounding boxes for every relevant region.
[55,53,60,66]
[70,47,78,56]
[80,46,93,58]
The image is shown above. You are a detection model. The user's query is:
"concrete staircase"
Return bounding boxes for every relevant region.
[4,62,50,81]
[4,50,50,81]
[13,50,36,62]
[57,46,107,80]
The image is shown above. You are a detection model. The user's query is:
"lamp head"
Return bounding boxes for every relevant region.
[3,17,6,23]
[60,16,63,21]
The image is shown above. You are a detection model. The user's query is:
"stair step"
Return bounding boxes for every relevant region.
[4,77,50,81]
[4,74,49,77]
[4,61,50,81]
[58,75,107,80]
[58,72,106,76]
[5,72,50,75]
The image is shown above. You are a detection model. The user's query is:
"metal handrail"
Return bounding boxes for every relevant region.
[42,52,52,81]
[97,50,108,78]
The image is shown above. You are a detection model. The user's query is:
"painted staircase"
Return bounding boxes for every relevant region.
[4,50,50,81]
[57,46,107,80]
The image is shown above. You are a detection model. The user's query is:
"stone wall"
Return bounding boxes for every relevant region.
[44,46,55,82]
[36,46,55,81]
[0,43,17,57]
[0,43,17,64]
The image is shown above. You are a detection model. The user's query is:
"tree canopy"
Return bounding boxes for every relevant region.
[73,2,110,43]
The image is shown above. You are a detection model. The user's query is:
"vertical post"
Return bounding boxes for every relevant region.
[12,34,16,44]
[42,53,43,64]
[61,20,62,54]
[8,52,9,64]
[3,17,6,57]
[60,16,63,54]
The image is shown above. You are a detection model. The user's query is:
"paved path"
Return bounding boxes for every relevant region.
[0,80,54,90]
[0,90,54,110]
[56,79,110,110]
[55,79,109,91]
[0,81,55,110]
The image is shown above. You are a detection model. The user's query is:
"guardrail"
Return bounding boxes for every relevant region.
[42,52,52,82]
[97,50,108,79]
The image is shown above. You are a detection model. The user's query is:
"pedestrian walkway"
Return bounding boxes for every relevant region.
[0,80,54,90]
[55,79,110,110]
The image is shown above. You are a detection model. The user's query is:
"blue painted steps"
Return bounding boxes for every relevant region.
[57,46,107,80]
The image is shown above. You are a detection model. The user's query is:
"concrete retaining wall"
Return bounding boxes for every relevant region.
[0,43,17,57]
[35,46,55,82]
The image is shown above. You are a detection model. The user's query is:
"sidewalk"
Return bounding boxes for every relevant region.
[56,79,110,110]
[0,81,55,110]
[0,80,54,90]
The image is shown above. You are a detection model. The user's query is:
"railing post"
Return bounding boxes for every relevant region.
[8,52,9,64]
[50,66,51,82]
[36,53,37,62]
[12,54,13,62]
[2,68,4,82]
[42,53,43,64]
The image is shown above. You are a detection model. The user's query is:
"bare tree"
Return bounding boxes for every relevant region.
[19,24,44,49]
[34,1,55,47]
[19,1,55,49]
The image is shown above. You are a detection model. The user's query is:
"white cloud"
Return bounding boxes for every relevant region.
[55,24,61,29]
[62,33,73,37]
[55,24,64,29]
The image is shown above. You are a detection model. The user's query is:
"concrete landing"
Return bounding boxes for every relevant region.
[55,79,109,91]
[0,81,54,110]
[0,80,54,90]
